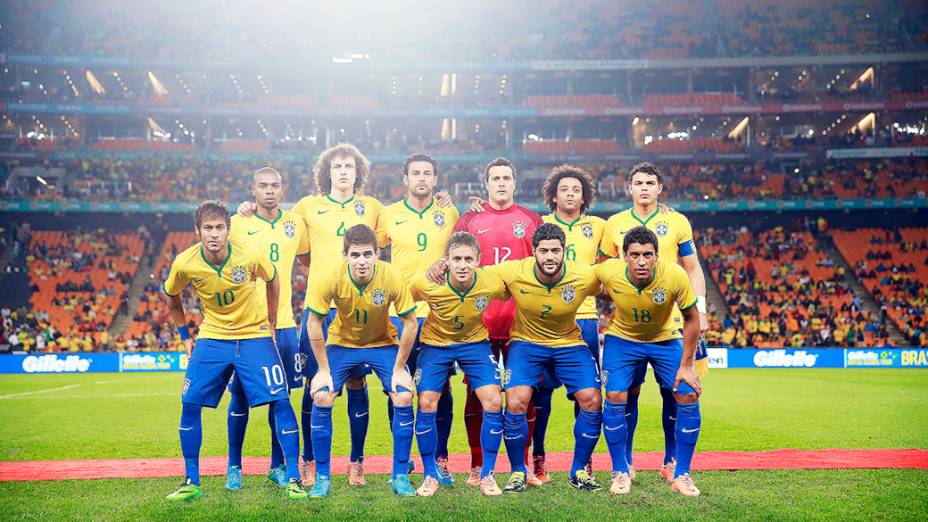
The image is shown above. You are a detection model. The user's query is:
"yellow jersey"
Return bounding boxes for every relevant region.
[305,260,416,348]
[377,197,459,317]
[543,213,605,319]
[410,270,509,346]
[596,258,697,343]
[600,207,694,264]
[291,194,384,308]
[230,208,309,329]
[489,258,602,348]
[163,240,277,340]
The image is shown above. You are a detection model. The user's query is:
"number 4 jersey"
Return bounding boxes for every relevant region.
[454,203,543,340]
[163,241,277,340]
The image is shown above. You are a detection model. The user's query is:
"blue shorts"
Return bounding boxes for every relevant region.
[603,335,696,395]
[505,340,600,395]
[390,316,425,375]
[631,334,706,388]
[299,308,368,381]
[325,345,411,395]
[182,337,288,408]
[416,341,501,393]
[229,327,302,397]
[538,319,601,391]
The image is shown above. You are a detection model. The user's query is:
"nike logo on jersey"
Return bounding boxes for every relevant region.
[354,411,369,418]
[400,420,414,427]
[611,289,622,293]
[317,210,331,215]
[395,219,408,225]
[270,387,285,394]
[681,427,699,433]
[247,230,260,235]
[519,289,530,294]
[477,228,491,234]
[282,429,299,435]
[604,424,625,431]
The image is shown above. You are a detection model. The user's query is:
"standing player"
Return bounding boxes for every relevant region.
[164,201,307,501]
[304,225,419,498]
[533,165,605,483]
[596,226,702,496]
[599,162,709,480]
[453,157,543,486]
[225,167,310,490]
[376,153,459,484]
[410,232,509,497]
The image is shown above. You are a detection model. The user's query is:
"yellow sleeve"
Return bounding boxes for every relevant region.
[162,258,188,296]
[582,266,602,297]
[676,212,694,246]
[446,205,461,228]
[297,218,310,256]
[409,278,428,302]
[305,272,334,317]
[229,215,245,243]
[671,264,698,310]
[485,260,520,285]
[390,265,417,316]
[600,217,619,257]
[375,207,391,248]
[254,251,277,282]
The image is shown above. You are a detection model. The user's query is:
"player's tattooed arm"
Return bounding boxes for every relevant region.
[674,305,702,396]
[167,293,194,357]
[425,257,449,284]
[265,275,279,337]
[435,190,454,208]
[237,201,257,217]
[307,313,334,398]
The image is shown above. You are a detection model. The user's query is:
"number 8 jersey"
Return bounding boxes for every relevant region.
[163,240,277,340]
[453,203,543,340]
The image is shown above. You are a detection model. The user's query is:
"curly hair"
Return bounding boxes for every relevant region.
[532,222,567,249]
[313,143,371,195]
[542,164,597,214]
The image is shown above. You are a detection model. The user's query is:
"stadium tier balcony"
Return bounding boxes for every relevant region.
[25,229,143,350]
[215,140,269,154]
[642,138,743,153]
[522,95,621,109]
[642,93,743,108]
[832,228,928,347]
[701,226,885,348]
[89,139,196,153]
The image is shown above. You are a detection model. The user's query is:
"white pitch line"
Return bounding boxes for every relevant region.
[0,384,82,400]
[13,392,176,400]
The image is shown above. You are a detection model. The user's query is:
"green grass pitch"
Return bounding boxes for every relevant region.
[0,368,926,520]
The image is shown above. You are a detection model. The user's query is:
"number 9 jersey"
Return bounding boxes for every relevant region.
[163,240,277,340]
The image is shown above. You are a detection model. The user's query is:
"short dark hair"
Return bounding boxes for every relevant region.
[483,157,516,183]
[542,164,597,214]
[342,224,378,255]
[532,222,566,249]
[194,200,230,231]
[314,143,371,194]
[622,226,659,255]
[626,161,663,185]
[253,166,285,185]
[445,231,481,257]
[403,153,439,178]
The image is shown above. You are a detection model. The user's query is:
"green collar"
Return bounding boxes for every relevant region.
[630,207,659,227]
[327,194,356,208]
[533,262,566,292]
[447,272,478,301]
[201,243,231,278]
[349,262,376,295]
[552,213,582,231]
[403,197,435,219]
[254,208,283,228]
[625,264,655,295]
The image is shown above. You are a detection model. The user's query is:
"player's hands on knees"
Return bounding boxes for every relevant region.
[310,371,334,397]
[426,257,449,284]
[391,368,413,394]
[468,196,486,213]
[237,201,257,217]
[674,366,701,397]
[436,191,454,208]
[183,338,194,359]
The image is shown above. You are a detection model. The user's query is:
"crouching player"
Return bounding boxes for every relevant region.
[304,224,419,498]
[165,201,307,501]
[410,232,509,497]
[596,226,703,496]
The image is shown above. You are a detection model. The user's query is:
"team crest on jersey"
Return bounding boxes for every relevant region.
[372,288,386,306]
[474,294,489,312]
[283,220,297,239]
[655,221,669,237]
[182,378,191,396]
[652,287,667,305]
[582,223,593,239]
[433,211,446,229]
[231,266,247,284]
[561,284,576,303]
[512,220,527,238]
[354,201,366,216]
